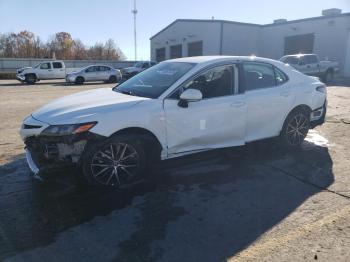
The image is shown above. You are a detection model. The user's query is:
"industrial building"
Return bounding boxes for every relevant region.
[150,8,350,76]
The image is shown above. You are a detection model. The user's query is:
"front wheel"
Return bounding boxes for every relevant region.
[82,135,146,187]
[280,110,310,147]
[109,75,117,83]
[75,76,84,85]
[25,74,36,84]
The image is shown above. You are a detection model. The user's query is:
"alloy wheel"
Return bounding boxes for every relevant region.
[90,143,140,186]
[285,113,309,146]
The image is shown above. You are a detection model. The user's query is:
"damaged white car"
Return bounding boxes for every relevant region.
[20,56,327,187]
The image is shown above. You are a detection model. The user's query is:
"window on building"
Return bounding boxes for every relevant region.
[156,48,166,62]
[243,62,276,90]
[40,63,51,69]
[188,41,203,57]
[170,44,182,59]
[52,62,63,69]
[284,33,315,55]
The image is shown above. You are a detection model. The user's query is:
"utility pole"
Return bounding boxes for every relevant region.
[132,0,138,61]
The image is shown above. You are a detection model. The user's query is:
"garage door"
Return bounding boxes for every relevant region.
[284,34,314,55]
[170,44,182,59]
[156,48,166,62]
[188,41,203,57]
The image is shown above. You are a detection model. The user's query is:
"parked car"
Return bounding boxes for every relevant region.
[16,61,66,84]
[65,65,122,84]
[279,54,339,83]
[20,56,327,187]
[121,61,157,79]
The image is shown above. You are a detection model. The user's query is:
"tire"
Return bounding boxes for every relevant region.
[109,75,117,83]
[323,70,333,84]
[82,135,147,187]
[280,109,310,148]
[25,74,36,85]
[75,76,84,85]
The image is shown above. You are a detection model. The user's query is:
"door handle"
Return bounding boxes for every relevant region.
[280,91,290,97]
[231,101,245,107]
[48,69,53,71]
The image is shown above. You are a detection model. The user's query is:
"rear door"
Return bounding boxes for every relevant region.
[299,55,319,76]
[84,66,99,81]
[243,62,294,142]
[52,62,65,78]
[99,66,110,80]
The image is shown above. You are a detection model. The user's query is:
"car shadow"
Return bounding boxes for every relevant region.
[0,141,333,261]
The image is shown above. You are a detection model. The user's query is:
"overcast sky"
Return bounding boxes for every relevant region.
[0,0,349,60]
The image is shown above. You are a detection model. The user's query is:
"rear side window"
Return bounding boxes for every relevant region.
[274,67,288,85]
[53,62,63,69]
[304,55,318,64]
[40,63,51,69]
[243,63,275,91]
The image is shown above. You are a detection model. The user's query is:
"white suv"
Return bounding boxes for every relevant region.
[20,56,327,187]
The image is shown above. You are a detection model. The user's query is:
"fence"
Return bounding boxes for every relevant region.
[0,58,137,73]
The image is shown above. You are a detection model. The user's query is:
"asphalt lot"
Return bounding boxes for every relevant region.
[0,79,349,262]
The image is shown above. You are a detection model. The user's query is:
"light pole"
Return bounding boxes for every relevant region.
[132,0,137,61]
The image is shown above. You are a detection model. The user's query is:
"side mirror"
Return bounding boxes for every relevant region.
[299,60,306,66]
[178,89,203,108]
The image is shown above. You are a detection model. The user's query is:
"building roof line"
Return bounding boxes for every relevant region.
[150,12,350,40]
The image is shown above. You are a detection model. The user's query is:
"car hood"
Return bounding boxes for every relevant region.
[17,67,32,73]
[32,88,149,125]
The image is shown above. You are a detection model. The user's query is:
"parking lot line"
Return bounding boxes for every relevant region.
[229,205,350,261]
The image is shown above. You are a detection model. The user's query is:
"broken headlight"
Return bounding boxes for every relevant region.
[41,122,97,136]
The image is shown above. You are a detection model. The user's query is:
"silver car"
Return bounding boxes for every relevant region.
[66,65,122,84]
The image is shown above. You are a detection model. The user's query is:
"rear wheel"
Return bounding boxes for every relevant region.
[109,75,117,83]
[280,110,310,147]
[82,135,146,187]
[75,76,84,85]
[25,74,36,84]
[324,70,334,84]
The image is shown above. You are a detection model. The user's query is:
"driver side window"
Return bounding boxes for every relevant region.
[40,63,51,69]
[172,65,234,99]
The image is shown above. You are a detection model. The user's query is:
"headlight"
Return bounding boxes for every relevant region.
[41,122,97,136]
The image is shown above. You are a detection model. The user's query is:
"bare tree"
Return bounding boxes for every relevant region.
[0,31,126,60]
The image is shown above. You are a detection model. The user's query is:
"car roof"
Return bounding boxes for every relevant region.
[282,54,316,58]
[164,55,284,66]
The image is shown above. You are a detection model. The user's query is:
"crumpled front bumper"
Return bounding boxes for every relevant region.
[16,74,25,81]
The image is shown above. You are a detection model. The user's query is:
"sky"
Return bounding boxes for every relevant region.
[0,0,349,60]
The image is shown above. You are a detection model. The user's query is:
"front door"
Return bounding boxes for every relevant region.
[37,62,53,79]
[163,64,246,156]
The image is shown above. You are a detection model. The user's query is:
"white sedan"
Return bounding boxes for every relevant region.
[20,56,327,187]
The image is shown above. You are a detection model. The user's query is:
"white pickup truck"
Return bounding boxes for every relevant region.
[279,54,339,83]
[16,61,66,84]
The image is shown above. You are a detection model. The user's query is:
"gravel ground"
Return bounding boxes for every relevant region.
[0,79,349,262]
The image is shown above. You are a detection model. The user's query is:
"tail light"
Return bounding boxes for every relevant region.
[316,85,326,94]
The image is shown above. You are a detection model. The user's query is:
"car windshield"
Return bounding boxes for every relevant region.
[133,62,144,68]
[280,56,300,65]
[114,62,195,98]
